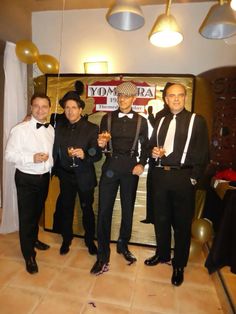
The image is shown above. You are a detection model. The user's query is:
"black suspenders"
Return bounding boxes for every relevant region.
[107,112,142,157]
[130,115,142,157]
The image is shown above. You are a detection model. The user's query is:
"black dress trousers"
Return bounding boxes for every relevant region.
[151,167,195,267]
[97,158,139,263]
[52,193,63,233]
[145,161,155,223]
[58,170,95,244]
[15,169,50,260]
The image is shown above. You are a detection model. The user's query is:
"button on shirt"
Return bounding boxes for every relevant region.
[5,117,55,174]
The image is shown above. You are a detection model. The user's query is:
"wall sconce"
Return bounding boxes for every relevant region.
[106,0,145,31]
[199,0,236,39]
[149,0,183,48]
[84,61,108,74]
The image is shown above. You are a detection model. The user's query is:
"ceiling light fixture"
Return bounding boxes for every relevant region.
[106,0,144,31]
[149,0,183,48]
[199,0,236,39]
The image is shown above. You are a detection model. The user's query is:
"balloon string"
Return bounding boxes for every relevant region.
[54,0,66,127]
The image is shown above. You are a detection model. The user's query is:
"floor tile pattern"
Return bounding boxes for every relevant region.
[0,227,233,313]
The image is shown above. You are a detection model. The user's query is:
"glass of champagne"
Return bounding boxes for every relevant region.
[155,145,165,167]
[67,146,78,167]
[99,130,112,153]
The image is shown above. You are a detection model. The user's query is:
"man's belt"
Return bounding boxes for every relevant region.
[159,165,193,171]
[16,169,49,177]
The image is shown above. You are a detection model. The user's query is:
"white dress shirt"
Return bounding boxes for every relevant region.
[5,116,55,174]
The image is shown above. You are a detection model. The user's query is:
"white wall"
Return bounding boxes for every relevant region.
[32,2,236,76]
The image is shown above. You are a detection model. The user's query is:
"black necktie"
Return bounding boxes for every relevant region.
[36,122,50,129]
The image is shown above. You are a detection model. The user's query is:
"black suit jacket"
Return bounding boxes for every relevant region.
[53,118,102,191]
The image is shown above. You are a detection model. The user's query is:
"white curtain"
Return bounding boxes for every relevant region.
[0,41,27,233]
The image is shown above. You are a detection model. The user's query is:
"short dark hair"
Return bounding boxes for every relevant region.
[165,83,187,96]
[31,93,51,107]
[162,82,175,101]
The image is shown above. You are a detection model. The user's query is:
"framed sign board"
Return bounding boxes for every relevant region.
[41,73,195,246]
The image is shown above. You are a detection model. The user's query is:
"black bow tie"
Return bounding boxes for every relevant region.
[36,122,50,129]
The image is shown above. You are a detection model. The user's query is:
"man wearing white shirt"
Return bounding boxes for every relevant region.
[144,84,209,286]
[5,93,54,274]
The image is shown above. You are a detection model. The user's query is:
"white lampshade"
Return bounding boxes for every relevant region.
[199,2,236,39]
[106,0,144,31]
[149,13,183,48]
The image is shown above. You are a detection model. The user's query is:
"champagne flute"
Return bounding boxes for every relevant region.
[155,145,165,167]
[67,146,78,168]
[99,130,112,153]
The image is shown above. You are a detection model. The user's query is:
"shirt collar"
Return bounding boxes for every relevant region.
[67,118,82,129]
[30,116,48,128]
[118,109,134,114]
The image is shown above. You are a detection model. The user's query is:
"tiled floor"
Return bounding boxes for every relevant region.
[0,228,229,314]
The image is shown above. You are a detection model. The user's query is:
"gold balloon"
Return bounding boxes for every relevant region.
[37,54,59,74]
[15,40,39,64]
[191,218,213,244]
[189,238,202,260]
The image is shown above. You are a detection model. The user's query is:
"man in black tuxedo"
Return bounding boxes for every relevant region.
[53,91,102,255]
[144,83,209,286]
[90,81,148,275]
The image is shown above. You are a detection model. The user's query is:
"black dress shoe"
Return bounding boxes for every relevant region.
[90,260,109,275]
[60,242,70,255]
[117,247,137,263]
[144,254,171,266]
[35,240,50,250]
[171,267,184,286]
[140,219,152,224]
[144,254,161,266]
[25,257,38,274]
[86,241,98,255]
